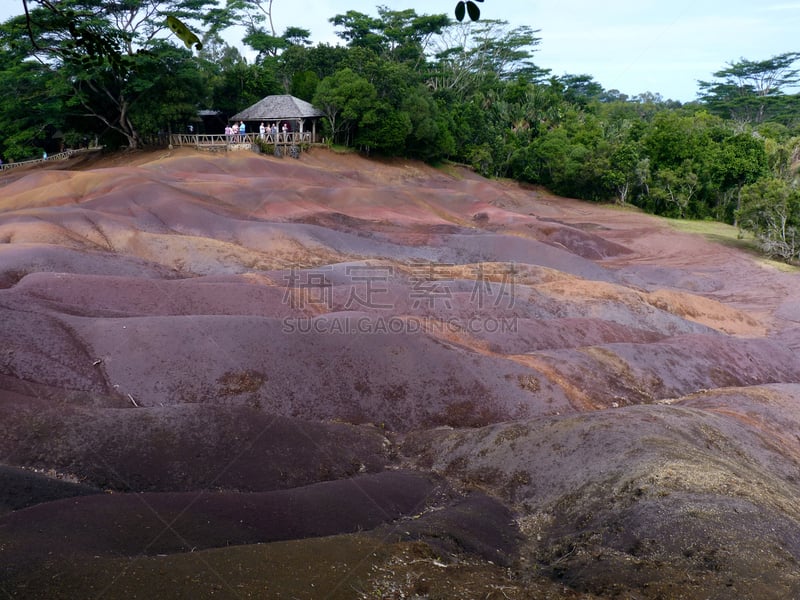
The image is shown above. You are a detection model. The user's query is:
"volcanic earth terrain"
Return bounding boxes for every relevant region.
[1,147,799,599]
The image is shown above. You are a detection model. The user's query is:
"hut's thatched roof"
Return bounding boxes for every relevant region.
[231,95,324,121]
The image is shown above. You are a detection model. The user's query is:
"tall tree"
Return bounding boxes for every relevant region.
[312,67,377,146]
[214,0,278,43]
[330,7,449,67]
[467,21,545,82]
[698,52,800,125]
[0,46,65,160]
[705,131,768,222]
[426,19,547,102]
[738,177,800,260]
[558,73,605,107]
[15,0,221,148]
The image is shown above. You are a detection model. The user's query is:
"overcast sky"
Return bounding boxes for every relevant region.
[2,1,799,101]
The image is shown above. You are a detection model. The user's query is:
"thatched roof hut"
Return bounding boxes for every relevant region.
[231,95,325,141]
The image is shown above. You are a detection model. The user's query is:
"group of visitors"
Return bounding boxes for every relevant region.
[224,121,247,143]
[223,121,295,144]
[258,122,291,141]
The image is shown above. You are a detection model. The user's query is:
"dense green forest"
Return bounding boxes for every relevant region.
[2,0,799,261]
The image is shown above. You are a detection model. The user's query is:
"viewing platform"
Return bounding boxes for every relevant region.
[168,132,314,151]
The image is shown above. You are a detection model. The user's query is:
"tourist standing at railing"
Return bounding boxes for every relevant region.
[225,124,232,143]
[239,121,246,142]
[259,122,266,141]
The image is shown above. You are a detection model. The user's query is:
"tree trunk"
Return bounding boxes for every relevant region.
[118,96,141,149]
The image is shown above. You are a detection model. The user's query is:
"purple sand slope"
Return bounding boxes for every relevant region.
[1,148,800,598]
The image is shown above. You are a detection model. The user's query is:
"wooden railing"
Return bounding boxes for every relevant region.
[0,147,102,172]
[0,132,314,172]
[169,132,313,148]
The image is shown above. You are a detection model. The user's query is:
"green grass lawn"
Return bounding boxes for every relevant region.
[664,217,798,272]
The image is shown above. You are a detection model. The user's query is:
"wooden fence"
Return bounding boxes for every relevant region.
[0,132,313,173]
[0,147,103,172]
[168,131,313,149]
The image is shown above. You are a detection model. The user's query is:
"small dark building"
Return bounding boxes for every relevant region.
[198,109,226,134]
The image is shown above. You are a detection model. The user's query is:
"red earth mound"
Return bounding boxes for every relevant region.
[1,147,799,598]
